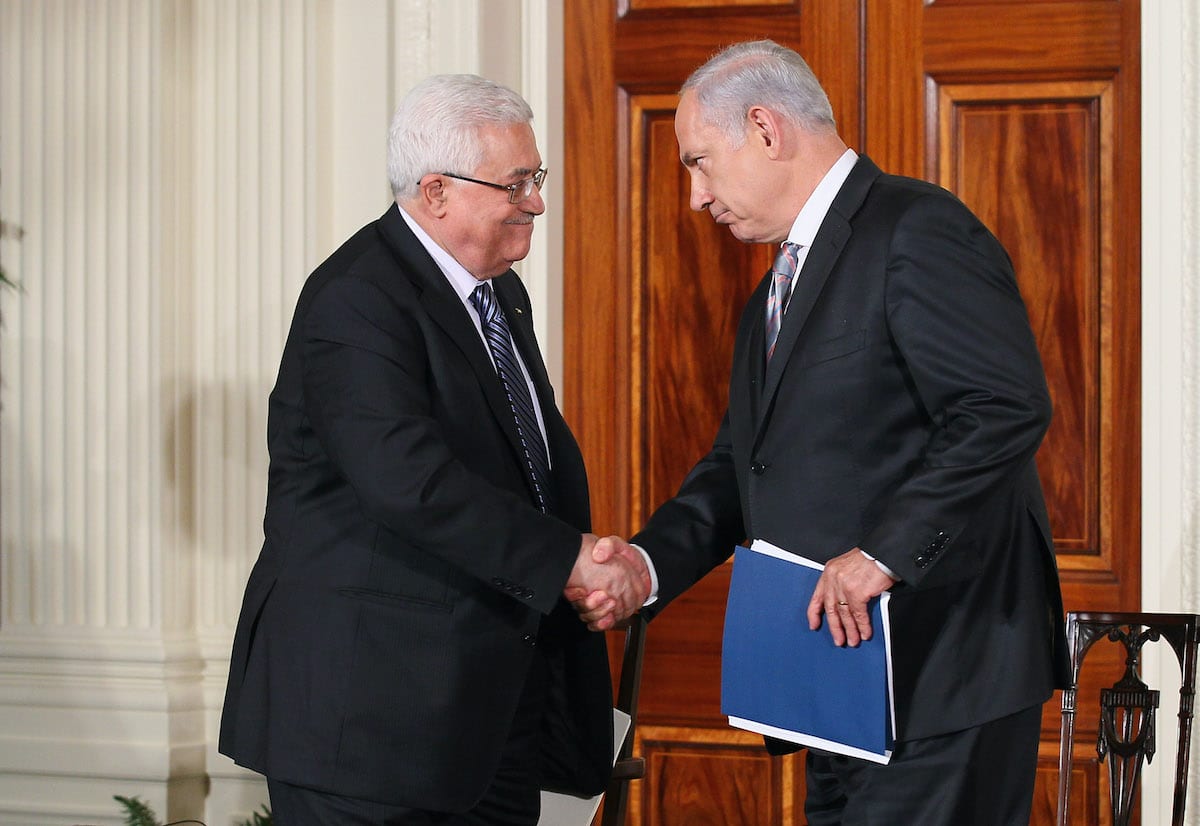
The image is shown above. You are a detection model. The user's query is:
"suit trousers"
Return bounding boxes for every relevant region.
[804,703,1043,826]
[267,649,549,826]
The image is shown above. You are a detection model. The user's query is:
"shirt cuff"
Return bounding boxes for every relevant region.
[632,543,660,606]
[860,548,899,581]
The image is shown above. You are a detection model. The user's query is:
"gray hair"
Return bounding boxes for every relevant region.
[387,74,534,200]
[682,40,835,147]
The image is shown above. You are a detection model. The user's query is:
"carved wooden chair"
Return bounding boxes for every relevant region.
[1056,611,1200,826]
[599,613,648,826]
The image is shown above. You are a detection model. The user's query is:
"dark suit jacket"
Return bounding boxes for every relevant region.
[219,204,613,809]
[634,156,1069,743]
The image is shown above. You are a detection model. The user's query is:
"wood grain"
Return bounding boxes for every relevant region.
[569,1,1142,824]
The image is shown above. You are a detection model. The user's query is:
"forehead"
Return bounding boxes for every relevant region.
[475,122,541,177]
[675,93,727,163]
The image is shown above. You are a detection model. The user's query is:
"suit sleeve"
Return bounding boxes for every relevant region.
[299,275,580,615]
[633,410,747,615]
[864,192,1052,584]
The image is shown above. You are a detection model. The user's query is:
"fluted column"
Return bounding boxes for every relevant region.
[184,0,328,819]
[0,0,164,635]
[0,1,208,823]
[0,1,555,823]
[1142,0,1200,822]
[0,0,350,822]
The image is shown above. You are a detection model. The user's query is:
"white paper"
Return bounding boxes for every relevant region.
[537,708,633,825]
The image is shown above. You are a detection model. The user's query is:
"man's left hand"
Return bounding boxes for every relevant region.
[806,547,895,647]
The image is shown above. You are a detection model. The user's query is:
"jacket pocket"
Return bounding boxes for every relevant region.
[337,586,454,613]
[797,329,867,368]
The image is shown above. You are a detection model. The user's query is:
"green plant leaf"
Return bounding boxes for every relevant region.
[237,804,273,826]
[113,794,161,826]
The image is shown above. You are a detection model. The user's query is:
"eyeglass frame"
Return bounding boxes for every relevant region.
[439,167,548,203]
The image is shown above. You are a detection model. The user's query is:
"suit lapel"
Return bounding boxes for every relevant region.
[759,217,851,406]
[493,274,598,524]
[497,276,563,442]
[493,274,571,506]
[753,156,883,439]
[736,273,772,429]
[492,275,553,406]
[376,207,529,464]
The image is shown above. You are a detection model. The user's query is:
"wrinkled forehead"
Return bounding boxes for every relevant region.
[473,122,542,177]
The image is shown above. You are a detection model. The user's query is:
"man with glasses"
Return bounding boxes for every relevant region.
[219,74,650,825]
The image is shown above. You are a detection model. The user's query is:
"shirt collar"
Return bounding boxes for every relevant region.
[786,148,859,247]
[396,203,491,302]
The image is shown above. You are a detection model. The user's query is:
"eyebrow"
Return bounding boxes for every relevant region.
[507,165,542,179]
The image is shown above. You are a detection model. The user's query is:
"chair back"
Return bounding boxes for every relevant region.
[600,613,647,826]
[1056,611,1200,826]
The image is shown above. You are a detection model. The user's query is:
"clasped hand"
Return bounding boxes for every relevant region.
[563,534,650,631]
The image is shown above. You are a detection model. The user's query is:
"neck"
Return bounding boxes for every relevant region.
[776,131,848,227]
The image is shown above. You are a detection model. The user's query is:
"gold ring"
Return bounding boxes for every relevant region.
[837,601,848,606]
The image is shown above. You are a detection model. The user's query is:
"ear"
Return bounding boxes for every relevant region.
[417,173,450,218]
[746,105,786,160]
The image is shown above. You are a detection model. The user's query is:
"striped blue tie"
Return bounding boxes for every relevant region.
[471,282,553,513]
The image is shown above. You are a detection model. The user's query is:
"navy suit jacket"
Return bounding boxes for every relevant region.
[219,204,613,809]
[634,156,1069,743]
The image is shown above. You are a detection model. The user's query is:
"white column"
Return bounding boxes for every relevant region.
[1142,0,1200,822]
[520,0,566,389]
[322,0,394,253]
[0,1,205,823]
[0,1,561,822]
[187,1,329,821]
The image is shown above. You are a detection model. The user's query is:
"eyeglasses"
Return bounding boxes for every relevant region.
[440,168,548,203]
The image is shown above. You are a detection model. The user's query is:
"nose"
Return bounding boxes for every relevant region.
[688,175,712,213]
[524,185,546,215]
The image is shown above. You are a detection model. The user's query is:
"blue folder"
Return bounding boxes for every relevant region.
[721,539,895,763]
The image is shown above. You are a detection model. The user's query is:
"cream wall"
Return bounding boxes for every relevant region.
[0,1,558,823]
[0,1,1194,824]
[1142,0,1200,821]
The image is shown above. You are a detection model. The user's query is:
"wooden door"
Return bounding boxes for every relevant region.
[563,2,1140,824]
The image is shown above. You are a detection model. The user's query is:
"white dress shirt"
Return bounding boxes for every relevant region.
[779,148,859,303]
[397,205,551,453]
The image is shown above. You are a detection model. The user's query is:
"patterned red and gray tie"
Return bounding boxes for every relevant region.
[764,241,801,361]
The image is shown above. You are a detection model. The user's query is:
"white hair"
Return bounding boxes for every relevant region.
[387,74,534,200]
[682,39,835,147]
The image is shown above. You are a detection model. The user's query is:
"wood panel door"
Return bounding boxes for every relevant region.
[563,2,1141,824]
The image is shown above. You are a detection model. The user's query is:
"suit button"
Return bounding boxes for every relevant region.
[750,462,767,475]
[522,634,537,647]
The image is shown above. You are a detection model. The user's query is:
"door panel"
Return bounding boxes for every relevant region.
[565,2,1140,824]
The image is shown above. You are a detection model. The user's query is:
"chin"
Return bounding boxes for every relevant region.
[505,244,533,264]
[730,225,772,245]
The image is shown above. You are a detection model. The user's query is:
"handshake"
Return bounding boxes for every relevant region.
[563,533,652,631]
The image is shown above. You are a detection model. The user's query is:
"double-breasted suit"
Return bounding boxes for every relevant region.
[219,204,613,810]
[634,155,1068,744]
